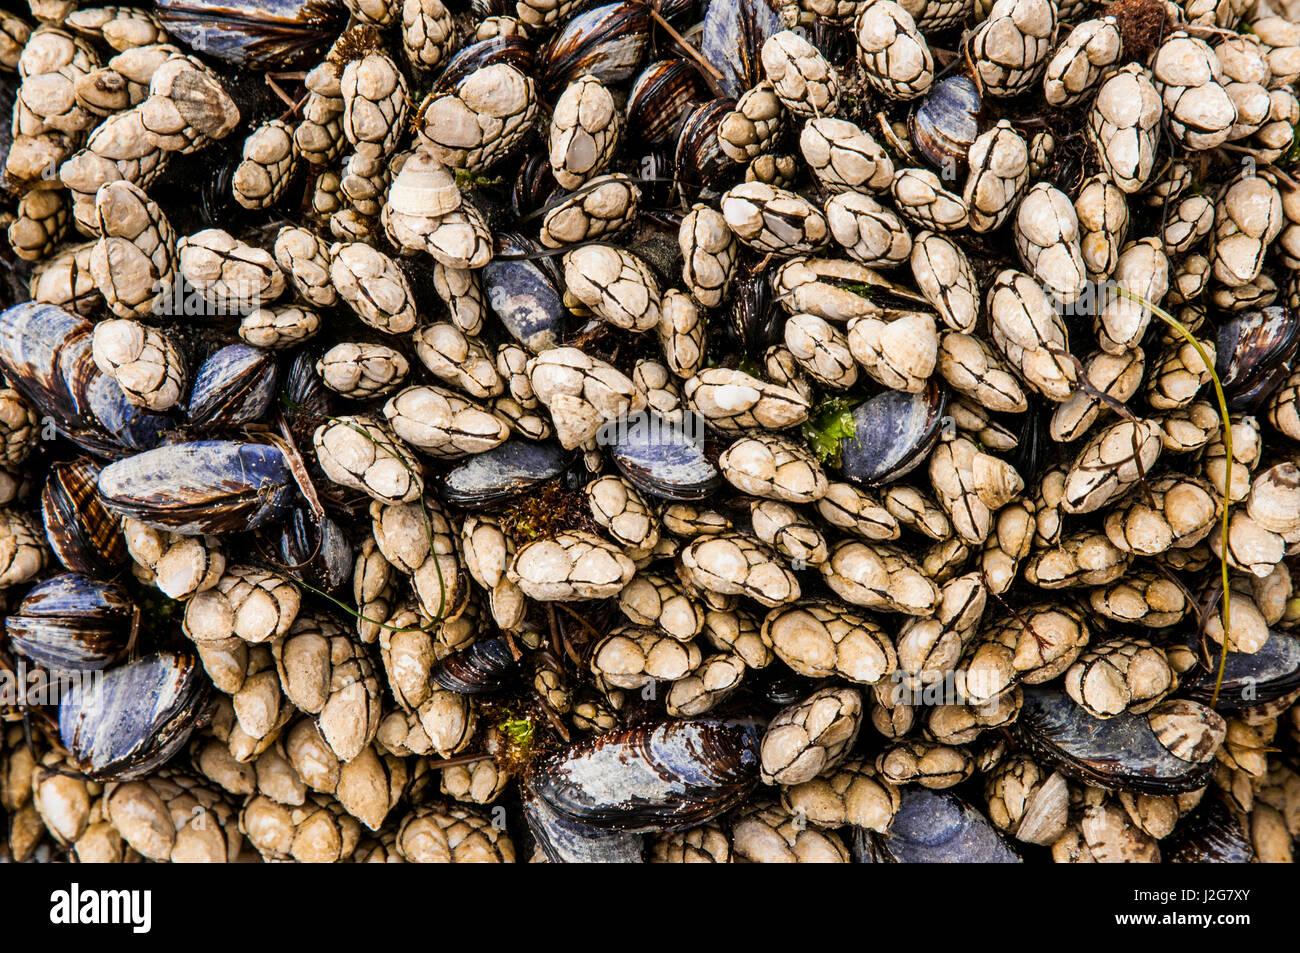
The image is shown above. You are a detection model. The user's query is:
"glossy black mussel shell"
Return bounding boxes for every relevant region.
[1017,687,1218,794]
[5,573,135,672]
[756,666,821,709]
[41,459,128,576]
[610,414,721,502]
[283,348,333,419]
[910,75,982,174]
[523,780,645,863]
[1164,797,1255,863]
[853,788,1021,863]
[97,440,296,535]
[531,718,763,832]
[1214,306,1300,411]
[700,0,784,98]
[482,233,567,352]
[431,636,518,694]
[187,343,278,429]
[539,1,652,92]
[1006,400,1050,487]
[0,303,169,459]
[1182,628,1300,709]
[675,97,737,197]
[154,0,348,69]
[260,504,353,591]
[431,36,535,95]
[59,650,207,780]
[836,381,947,486]
[627,59,709,147]
[441,440,575,508]
[729,263,782,353]
[511,153,560,219]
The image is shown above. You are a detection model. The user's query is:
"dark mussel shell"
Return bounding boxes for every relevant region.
[1017,687,1218,794]
[523,780,646,863]
[187,343,279,429]
[610,414,721,502]
[441,440,575,509]
[701,0,784,98]
[1006,399,1049,487]
[675,97,738,198]
[0,303,169,458]
[853,788,1021,863]
[0,74,13,185]
[910,75,982,174]
[283,348,333,420]
[260,504,353,591]
[756,666,822,710]
[97,440,296,535]
[511,153,560,220]
[431,636,518,693]
[59,650,207,780]
[154,0,348,69]
[729,262,782,353]
[1182,628,1300,709]
[1215,305,1300,411]
[41,459,128,576]
[5,573,135,672]
[483,233,567,353]
[539,1,652,92]
[531,718,762,831]
[627,59,710,147]
[836,381,947,486]
[1164,797,1255,863]
[431,36,535,95]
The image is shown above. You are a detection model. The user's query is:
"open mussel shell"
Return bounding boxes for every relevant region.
[259,504,353,591]
[1017,688,1218,794]
[1164,797,1255,863]
[539,1,652,92]
[700,0,784,98]
[441,440,575,509]
[483,233,567,353]
[1215,305,1300,411]
[59,650,207,781]
[0,303,169,459]
[431,636,518,694]
[610,414,721,502]
[41,459,128,576]
[910,75,982,173]
[530,718,762,832]
[154,0,348,69]
[5,573,135,672]
[853,788,1021,863]
[1182,628,1300,709]
[836,382,946,487]
[675,98,737,198]
[523,780,646,863]
[97,440,296,535]
[187,344,278,430]
[627,59,709,147]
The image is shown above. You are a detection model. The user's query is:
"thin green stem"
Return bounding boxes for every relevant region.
[1116,288,1232,707]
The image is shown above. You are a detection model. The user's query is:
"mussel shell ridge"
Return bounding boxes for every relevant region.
[59,650,208,780]
[531,718,762,831]
[97,441,295,535]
